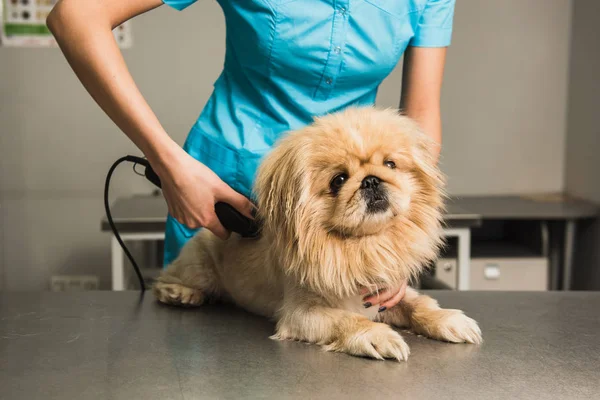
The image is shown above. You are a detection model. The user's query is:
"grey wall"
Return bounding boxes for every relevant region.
[0,4,226,290]
[565,0,600,204]
[0,0,574,290]
[564,0,600,290]
[433,0,571,195]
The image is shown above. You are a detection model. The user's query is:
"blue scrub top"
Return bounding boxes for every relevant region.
[161,0,456,265]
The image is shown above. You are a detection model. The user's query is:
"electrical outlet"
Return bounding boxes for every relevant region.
[50,275,99,292]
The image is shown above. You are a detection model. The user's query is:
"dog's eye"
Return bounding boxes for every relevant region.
[384,160,396,169]
[330,173,348,194]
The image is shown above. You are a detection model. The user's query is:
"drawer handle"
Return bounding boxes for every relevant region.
[484,264,500,280]
[443,262,453,272]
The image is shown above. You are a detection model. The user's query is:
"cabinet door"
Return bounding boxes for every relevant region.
[435,259,458,289]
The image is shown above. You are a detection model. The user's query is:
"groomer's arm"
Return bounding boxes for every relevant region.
[47,0,165,161]
[47,0,254,239]
[400,46,448,162]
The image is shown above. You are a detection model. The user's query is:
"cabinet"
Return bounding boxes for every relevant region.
[433,220,550,291]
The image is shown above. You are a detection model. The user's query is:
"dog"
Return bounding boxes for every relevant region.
[153,107,482,361]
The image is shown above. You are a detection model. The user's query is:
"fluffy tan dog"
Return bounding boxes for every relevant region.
[153,107,482,361]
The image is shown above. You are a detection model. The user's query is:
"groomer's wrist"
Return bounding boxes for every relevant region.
[144,135,183,180]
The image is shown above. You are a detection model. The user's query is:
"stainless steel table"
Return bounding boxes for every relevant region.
[102,195,482,291]
[1,291,598,399]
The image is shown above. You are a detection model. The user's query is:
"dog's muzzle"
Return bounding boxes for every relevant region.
[361,175,389,213]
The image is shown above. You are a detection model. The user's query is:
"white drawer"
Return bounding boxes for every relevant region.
[470,258,548,291]
[434,257,548,291]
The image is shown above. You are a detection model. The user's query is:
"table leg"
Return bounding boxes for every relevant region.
[111,235,125,291]
[547,221,561,290]
[562,219,576,290]
[110,232,165,291]
[457,228,471,291]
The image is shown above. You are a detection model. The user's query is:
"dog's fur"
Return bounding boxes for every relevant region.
[153,107,482,361]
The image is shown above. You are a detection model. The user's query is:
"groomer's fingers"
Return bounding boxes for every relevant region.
[162,190,181,223]
[204,215,231,240]
[378,282,408,312]
[362,289,392,308]
[218,185,256,219]
[360,285,385,296]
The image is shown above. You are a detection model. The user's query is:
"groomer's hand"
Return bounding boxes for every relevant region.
[361,281,408,312]
[152,144,255,240]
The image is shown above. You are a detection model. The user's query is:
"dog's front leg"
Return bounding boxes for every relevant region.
[272,287,410,361]
[153,235,221,307]
[379,287,482,344]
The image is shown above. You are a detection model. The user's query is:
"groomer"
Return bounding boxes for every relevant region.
[48,0,456,310]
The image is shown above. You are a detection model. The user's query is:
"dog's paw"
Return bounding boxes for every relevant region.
[153,282,205,307]
[323,322,410,362]
[413,309,482,344]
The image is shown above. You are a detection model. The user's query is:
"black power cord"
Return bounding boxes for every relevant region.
[104,156,152,291]
[104,155,261,292]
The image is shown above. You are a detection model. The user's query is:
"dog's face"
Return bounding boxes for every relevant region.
[255,107,445,297]
[311,119,422,238]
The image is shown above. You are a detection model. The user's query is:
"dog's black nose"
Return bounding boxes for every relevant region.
[361,175,381,189]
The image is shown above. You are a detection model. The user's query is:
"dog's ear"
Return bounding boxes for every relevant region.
[254,132,310,235]
[411,138,443,186]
